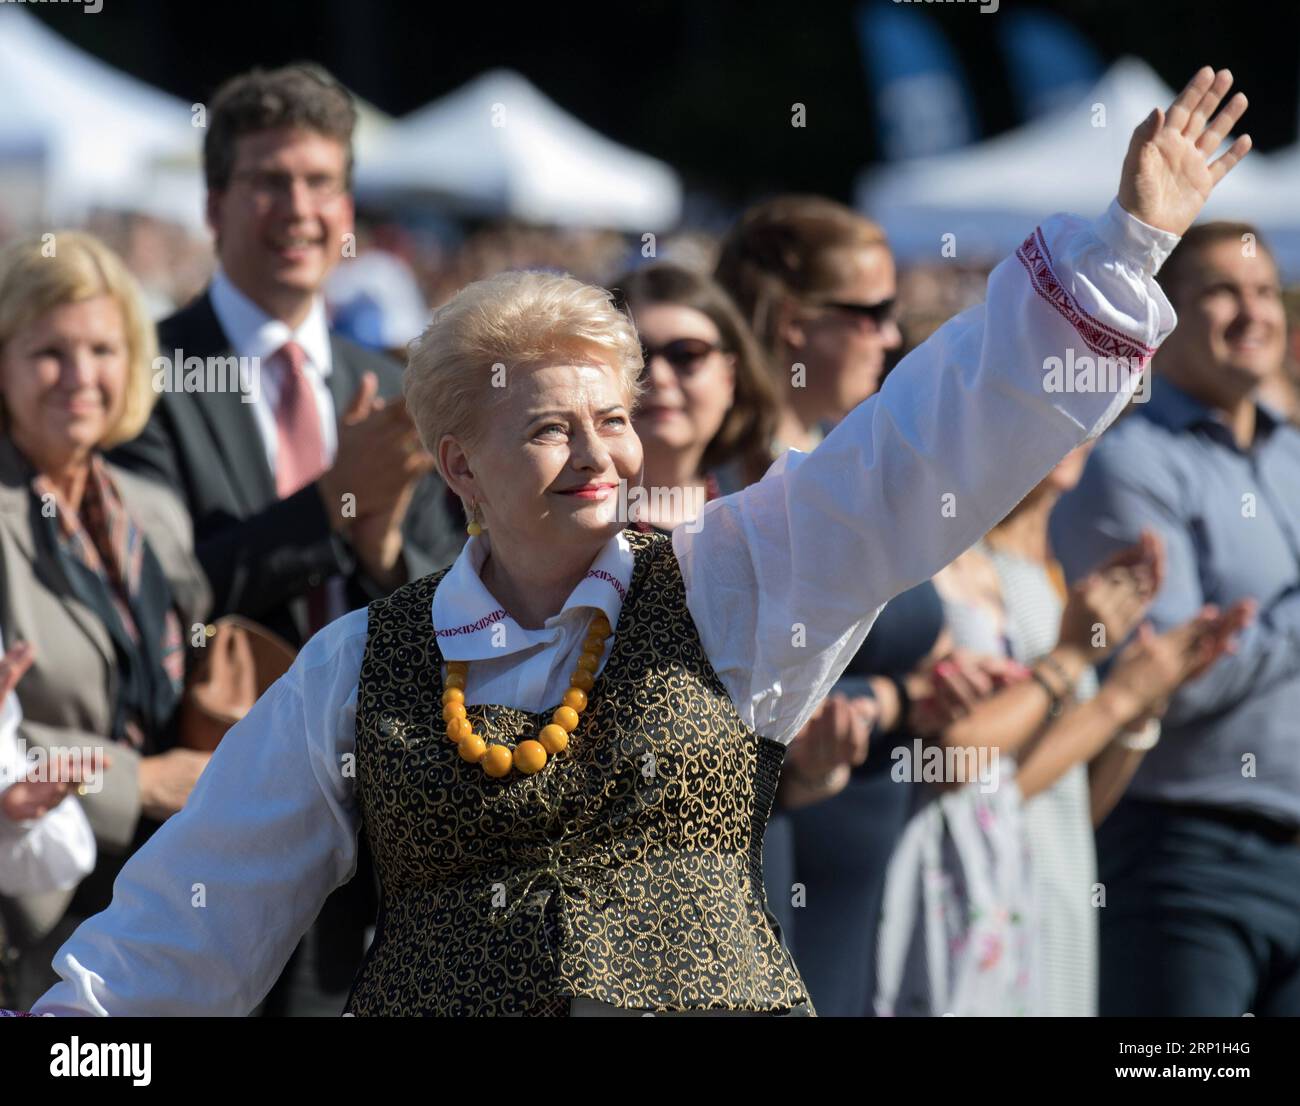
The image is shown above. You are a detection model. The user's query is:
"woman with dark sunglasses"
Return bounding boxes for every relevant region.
[613,263,779,534]
[716,195,903,455]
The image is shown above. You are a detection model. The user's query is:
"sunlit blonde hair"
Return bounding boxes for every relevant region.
[404,270,644,475]
[0,230,159,448]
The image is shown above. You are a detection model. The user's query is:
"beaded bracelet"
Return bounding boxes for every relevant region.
[1029,668,1064,719]
[1038,652,1074,695]
[886,674,911,733]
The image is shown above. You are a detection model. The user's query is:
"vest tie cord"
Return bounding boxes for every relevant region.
[488,854,631,946]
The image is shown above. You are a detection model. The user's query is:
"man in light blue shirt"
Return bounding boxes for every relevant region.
[1051,221,1300,1016]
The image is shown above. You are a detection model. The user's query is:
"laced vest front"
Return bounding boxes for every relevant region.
[344,529,811,1015]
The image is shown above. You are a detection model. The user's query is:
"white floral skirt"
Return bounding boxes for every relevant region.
[875,771,1042,1017]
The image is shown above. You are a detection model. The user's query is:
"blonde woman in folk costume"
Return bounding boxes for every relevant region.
[32,69,1252,1016]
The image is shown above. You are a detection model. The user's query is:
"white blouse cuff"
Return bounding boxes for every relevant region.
[1095,197,1182,276]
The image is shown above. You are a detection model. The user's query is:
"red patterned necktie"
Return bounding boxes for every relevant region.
[272,340,331,631]
[272,341,327,498]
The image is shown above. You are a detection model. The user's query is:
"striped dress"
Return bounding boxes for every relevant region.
[982,545,1099,1018]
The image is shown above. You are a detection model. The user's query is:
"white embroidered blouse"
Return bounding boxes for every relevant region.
[33,200,1177,1016]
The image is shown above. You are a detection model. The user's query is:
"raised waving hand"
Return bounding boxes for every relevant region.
[1118,66,1251,236]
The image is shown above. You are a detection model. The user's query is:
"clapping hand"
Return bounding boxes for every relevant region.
[0,751,104,822]
[1105,600,1256,723]
[1118,66,1251,236]
[0,642,110,822]
[0,640,33,702]
[907,649,1024,737]
[321,372,436,589]
[1059,530,1165,664]
[783,693,877,806]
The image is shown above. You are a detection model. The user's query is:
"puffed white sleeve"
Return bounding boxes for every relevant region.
[30,609,370,1016]
[676,199,1179,746]
[0,682,96,897]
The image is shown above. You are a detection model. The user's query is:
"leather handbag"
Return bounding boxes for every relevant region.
[178,615,297,751]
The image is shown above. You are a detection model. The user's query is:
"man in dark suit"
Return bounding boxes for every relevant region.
[110,65,462,1015]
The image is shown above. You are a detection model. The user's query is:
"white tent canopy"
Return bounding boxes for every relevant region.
[0,12,401,233]
[356,69,681,231]
[1235,142,1300,275]
[856,58,1299,274]
[0,7,200,226]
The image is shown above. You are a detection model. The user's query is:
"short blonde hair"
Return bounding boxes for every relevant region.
[404,270,644,473]
[0,230,159,448]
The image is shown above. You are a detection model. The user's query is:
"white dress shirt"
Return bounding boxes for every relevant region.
[208,268,348,620]
[33,200,1179,1015]
[208,267,337,474]
[0,631,96,898]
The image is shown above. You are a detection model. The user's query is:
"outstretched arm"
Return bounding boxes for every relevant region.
[678,68,1251,747]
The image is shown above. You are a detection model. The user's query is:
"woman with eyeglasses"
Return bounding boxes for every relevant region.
[612,263,779,535]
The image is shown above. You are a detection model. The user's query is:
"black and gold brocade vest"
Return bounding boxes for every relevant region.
[344,528,812,1016]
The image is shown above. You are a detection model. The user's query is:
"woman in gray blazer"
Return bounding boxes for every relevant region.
[0,231,210,1006]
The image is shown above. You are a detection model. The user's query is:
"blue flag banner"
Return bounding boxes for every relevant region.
[854,0,979,161]
[998,9,1103,120]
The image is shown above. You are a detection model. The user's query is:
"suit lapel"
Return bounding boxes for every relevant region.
[0,438,38,564]
[326,335,361,416]
[174,293,277,511]
[0,439,115,671]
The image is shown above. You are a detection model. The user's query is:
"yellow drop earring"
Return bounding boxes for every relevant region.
[466,502,483,538]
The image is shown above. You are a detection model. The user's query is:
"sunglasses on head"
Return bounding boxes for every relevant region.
[639,337,722,375]
[811,297,897,326]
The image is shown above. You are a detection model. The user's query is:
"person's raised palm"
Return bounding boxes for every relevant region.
[1118,67,1252,236]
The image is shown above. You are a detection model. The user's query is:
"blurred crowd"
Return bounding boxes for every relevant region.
[2,62,1299,1018]
[53,206,1300,415]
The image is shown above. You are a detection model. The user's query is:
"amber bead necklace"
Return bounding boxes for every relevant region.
[441,611,611,778]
